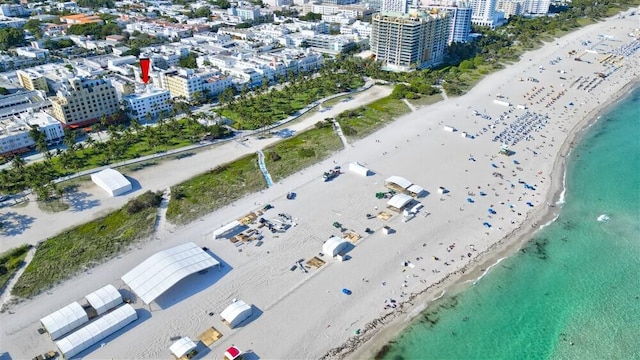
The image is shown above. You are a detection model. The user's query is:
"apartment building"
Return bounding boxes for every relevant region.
[51,77,120,127]
[381,0,409,14]
[17,69,49,92]
[162,69,233,101]
[497,0,524,18]
[122,86,172,122]
[370,11,450,71]
[424,1,472,43]
[59,14,104,25]
[0,112,64,155]
[469,0,503,28]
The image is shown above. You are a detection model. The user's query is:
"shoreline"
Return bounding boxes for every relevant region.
[341,77,640,360]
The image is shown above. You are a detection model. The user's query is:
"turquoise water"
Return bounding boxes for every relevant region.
[380,86,640,360]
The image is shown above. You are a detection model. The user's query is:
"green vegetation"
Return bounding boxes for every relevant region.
[43,38,75,50]
[66,22,121,39]
[12,191,161,298]
[0,27,25,50]
[408,93,445,107]
[264,124,343,182]
[0,87,9,95]
[300,12,322,21]
[0,116,233,201]
[24,19,43,39]
[179,52,199,69]
[335,97,411,140]
[166,154,265,224]
[0,244,31,292]
[75,0,115,8]
[221,66,364,130]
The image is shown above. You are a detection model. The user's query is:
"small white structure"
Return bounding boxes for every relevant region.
[55,304,137,359]
[385,176,412,190]
[517,104,527,110]
[40,302,89,340]
[348,162,371,177]
[407,184,425,198]
[387,193,413,211]
[220,300,253,328]
[213,220,243,239]
[443,125,456,132]
[90,168,132,197]
[85,284,123,316]
[493,99,511,107]
[437,186,446,194]
[121,242,220,304]
[170,337,197,359]
[323,236,348,257]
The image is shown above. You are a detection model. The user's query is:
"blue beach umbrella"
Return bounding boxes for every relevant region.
[488,208,497,214]
[483,222,492,228]
[527,202,534,207]
[467,198,475,203]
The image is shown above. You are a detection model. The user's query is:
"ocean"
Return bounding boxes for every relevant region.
[379,86,640,360]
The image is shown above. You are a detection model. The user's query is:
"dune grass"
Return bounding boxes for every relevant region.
[166,154,266,225]
[336,97,412,140]
[263,125,344,182]
[0,244,31,292]
[12,192,160,298]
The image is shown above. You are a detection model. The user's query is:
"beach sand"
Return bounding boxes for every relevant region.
[1,10,639,360]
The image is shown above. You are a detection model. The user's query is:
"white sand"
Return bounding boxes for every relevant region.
[2,11,639,360]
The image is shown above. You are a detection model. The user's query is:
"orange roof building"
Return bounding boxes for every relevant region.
[60,14,104,25]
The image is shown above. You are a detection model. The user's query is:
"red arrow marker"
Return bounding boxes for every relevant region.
[140,58,150,84]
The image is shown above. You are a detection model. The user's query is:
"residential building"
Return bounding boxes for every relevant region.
[321,0,358,5]
[370,11,450,71]
[0,90,51,120]
[17,69,49,92]
[424,1,472,43]
[15,46,49,59]
[0,112,63,155]
[122,86,172,122]
[59,14,104,25]
[381,0,409,14]
[469,0,503,28]
[0,4,29,17]
[497,0,524,18]
[161,69,233,101]
[524,0,550,14]
[0,17,27,29]
[50,77,120,127]
[228,7,261,22]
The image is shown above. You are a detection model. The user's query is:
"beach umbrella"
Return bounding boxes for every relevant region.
[483,222,492,228]
[488,208,497,214]
[527,202,534,207]
[467,198,474,203]
[479,191,487,196]
[342,288,352,295]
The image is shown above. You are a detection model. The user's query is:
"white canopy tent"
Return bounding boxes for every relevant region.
[40,301,89,340]
[407,184,426,198]
[387,194,413,211]
[90,168,132,197]
[170,337,197,358]
[121,242,220,304]
[385,176,412,190]
[323,236,348,257]
[220,300,253,328]
[85,284,123,316]
[55,304,137,359]
[213,220,243,239]
[348,162,371,177]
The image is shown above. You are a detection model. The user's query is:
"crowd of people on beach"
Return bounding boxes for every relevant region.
[492,112,549,146]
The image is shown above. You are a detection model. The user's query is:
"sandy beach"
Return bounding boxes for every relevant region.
[1,10,639,360]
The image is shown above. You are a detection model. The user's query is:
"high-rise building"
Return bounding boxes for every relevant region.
[381,0,409,14]
[370,11,450,71]
[469,0,502,28]
[497,0,524,18]
[161,69,233,101]
[424,1,472,43]
[50,77,120,127]
[523,0,550,14]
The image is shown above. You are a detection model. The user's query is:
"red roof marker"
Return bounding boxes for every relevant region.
[140,58,150,84]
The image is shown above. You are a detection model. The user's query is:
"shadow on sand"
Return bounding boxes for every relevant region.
[153,253,232,310]
[63,185,101,212]
[0,211,36,236]
[124,176,142,195]
[233,305,263,329]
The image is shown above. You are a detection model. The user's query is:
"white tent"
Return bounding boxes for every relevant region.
[40,301,89,340]
[348,162,370,177]
[170,337,197,358]
[90,168,132,197]
[323,236,348,257]
[55,304,137,359]
[407,184,425,198]
[121,242,220,304]
[220,300,253,328]
[385,176,412,190]
[213,220,243,239]
[387,194,413,211]
[85,284,123,316]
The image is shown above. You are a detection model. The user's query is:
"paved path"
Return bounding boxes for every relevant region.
[0,247,36,309]
[331,119,350,147]
[256,150,274,188]
[403,99,418,112]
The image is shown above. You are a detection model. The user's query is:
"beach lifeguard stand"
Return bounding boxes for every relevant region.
[499,144,511,156]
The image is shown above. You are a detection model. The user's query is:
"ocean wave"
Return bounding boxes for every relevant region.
[597,214,610,222]
[473,257,507,285]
